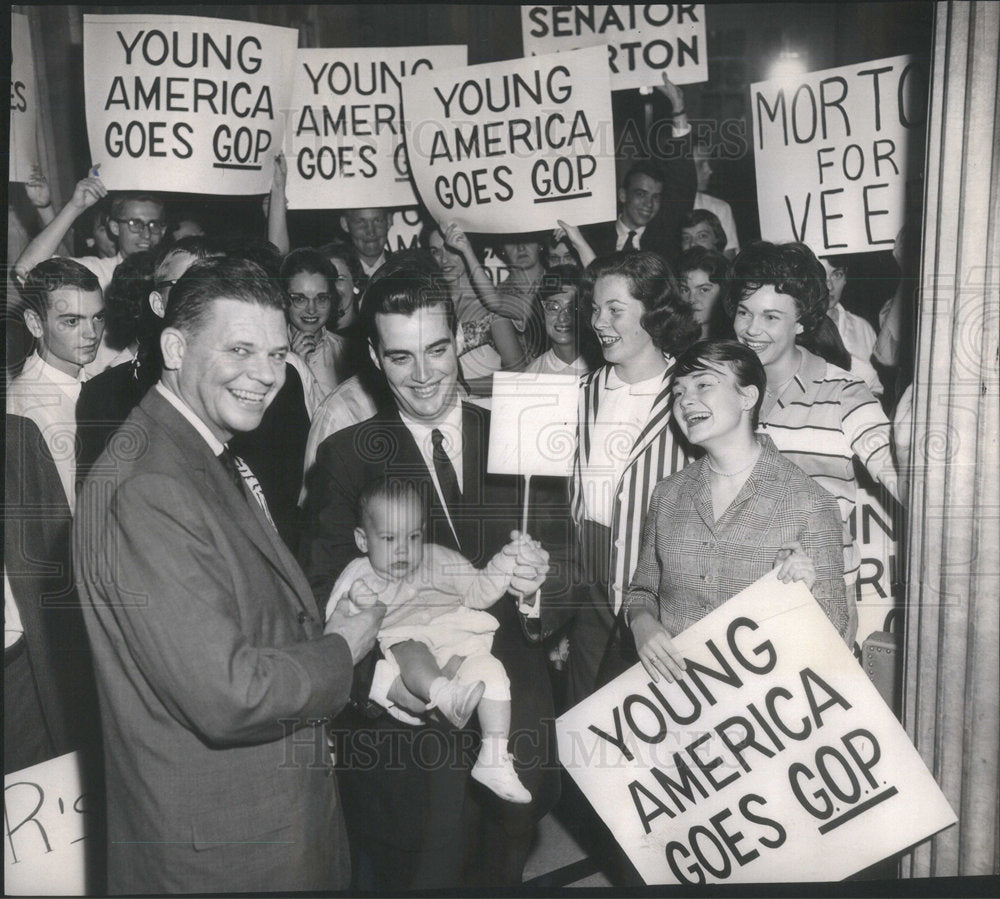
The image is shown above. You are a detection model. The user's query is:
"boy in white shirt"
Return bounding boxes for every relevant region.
[327,478,541,804]
[7,258,105,509]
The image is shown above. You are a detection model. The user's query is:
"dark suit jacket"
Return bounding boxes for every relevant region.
[5,414,99,768]
[74,389,355,894]
[582,131,696,267]
[299,403,577,882]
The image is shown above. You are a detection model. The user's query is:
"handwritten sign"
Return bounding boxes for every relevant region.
[4,752,95,895]
[521,4,707,91]
[402,46,616,233]
[488,372,580,477]
[286,46,467,209]
[83,14,298,193]
[752,55,927,254]
[10,13,39,183]
[557,573,955,883]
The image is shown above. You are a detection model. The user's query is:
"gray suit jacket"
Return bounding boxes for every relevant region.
[74,388,355,894]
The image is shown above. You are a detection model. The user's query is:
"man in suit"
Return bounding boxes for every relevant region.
[74,257,384,894]
[582,77,696,266]
[299,264,578,888]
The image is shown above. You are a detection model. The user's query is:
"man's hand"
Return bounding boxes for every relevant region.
[508,529,549,595]
[325,595,385,664]
[271,152,288,197]
[69,170,107,212]
[25,165,52,209]
[655,74,684,111]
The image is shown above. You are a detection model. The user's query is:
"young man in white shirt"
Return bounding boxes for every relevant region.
[7,258,105,509]
[821,255,883,397]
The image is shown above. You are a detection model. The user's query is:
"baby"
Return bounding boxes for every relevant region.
[327,477,544,804]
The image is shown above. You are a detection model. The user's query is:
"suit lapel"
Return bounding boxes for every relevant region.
[144,391,319,618]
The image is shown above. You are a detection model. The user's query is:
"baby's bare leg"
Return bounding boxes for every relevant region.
[390,640,444,702]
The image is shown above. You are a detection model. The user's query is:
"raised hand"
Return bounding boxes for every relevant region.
[655,73,685,112]
[69,169,107,212]
[25,165,52,209]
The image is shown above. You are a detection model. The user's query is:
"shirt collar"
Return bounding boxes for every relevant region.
[25,351,87,387]
[360,253,387,276]
[155,383,226,455]
[795,347,827,390]
[604,364,667,395]
[616,218,646,242]
[399,398,464,452]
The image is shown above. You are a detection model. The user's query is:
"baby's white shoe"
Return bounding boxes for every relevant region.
[430,677,485,729]
[471,747,532,804]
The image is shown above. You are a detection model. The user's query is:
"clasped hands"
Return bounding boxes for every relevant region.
[501,530,550,600]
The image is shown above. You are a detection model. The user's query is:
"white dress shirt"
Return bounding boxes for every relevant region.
[829,304,882,396]
[154,383,225,455]
[615,219,647,251]
[7,352,87,510]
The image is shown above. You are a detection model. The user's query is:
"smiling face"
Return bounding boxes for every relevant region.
[165,298,288,443]
[619,173,663,229]
[672,360,757,448]
[372,304,459,424]
[679,268,721,330]
[109,199,166,256]
[355,494,425,581]
[286,270,333,337]
[542,287,579,349]
[733,285,803,369]
[591,274,654,367]
[25,287,106,377]
[428,230,466,284]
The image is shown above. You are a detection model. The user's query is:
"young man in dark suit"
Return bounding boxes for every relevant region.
[75,257,384,894]
[299,263,578,889]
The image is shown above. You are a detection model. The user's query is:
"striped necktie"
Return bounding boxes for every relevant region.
[218,448,276,529]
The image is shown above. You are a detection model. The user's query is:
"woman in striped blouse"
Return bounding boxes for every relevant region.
[567,251,700,705]
[726,242,902,645]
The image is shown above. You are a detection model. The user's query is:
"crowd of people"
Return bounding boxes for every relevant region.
[5,74,917,894]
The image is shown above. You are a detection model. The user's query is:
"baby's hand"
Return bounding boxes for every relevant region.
[349,580,379,609]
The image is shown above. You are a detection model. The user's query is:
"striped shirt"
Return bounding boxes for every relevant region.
[624,435,849,638]
[757,348,900,581]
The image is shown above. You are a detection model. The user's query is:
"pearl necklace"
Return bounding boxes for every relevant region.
[707,447,761,478]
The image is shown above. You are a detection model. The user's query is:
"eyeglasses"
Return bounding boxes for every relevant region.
[541,300,576,316]
[116,218,166,235]
[288,293,334,308]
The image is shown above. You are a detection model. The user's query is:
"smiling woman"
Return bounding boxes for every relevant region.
[623,339,852,686]
[567,251,700,705]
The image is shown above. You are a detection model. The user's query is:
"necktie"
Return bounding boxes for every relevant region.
[431,428,461,514]
[218,448,276,529]
[622,230,637,252]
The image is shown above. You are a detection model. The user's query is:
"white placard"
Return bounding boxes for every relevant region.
[488,372,580,477]
[752,55,927,254]
[83,14,298,193]
[285,46,467,210]
[401,46,617,233]
[10,12,40,183]
[521,4,707,91]
[4,752,95,895]
[557,572,956,884]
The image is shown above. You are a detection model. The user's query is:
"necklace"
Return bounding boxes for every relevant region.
[707,446,761,478]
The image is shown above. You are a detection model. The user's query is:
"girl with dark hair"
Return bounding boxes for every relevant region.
[567,251,700,704]
[726,242,901,627]
[680,208,727,253]
[624,339,851,684]
[280,247,353,408]
[677,246,731,339]
[524,266,602,375]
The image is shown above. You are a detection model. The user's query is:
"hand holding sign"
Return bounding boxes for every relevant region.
[68,171,108,212]
[631,610,687,683]
[507,529,550,604]
[774,540,818,590]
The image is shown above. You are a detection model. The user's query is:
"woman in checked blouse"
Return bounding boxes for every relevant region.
[623,340,851,682]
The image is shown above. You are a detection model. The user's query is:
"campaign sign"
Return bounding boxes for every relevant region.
[521,4,707,91]
[4,752,95,895]
[752,55,927,254]
[286,46,467,209]
[557,572,955,884]
[10,12,39,183]
[488,372,580,477]
[402,46,616,233]
[83,14,298,193]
